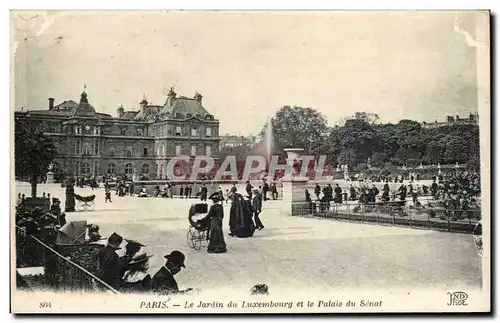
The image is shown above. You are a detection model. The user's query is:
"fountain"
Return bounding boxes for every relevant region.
[264,117,274,168]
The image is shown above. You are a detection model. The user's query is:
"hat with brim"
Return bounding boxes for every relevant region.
[129,252,153,265]
[208,192,220,201]
[164,250,185,267]
[125,239,146,247]
[107,232,123,249]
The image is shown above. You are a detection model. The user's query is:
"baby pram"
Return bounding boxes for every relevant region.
[187,203,210,250]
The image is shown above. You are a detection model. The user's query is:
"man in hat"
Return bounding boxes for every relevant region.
[152,250,193,295]
[252,188,264,230]
[97,232,123,289]
[119,239,145,277]
[200,183,208,202]
[245,181,252,200]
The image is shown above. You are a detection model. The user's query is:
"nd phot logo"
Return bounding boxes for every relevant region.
[447,292,468,306]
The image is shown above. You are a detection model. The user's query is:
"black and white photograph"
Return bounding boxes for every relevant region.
[10,10,490,313]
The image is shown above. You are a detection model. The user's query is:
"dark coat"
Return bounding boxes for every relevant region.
[98,245,121,289]
[151,266,179,295]
[200,187,208,198]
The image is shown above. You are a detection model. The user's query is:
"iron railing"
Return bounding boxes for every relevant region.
[15,225,120,294]
[291,201,480,234]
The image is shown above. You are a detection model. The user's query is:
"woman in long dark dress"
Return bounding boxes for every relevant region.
[229,192,255,238]
[65,182,75,212]
[207,192,227,253]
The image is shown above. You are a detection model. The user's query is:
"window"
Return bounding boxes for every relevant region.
[109,147,115,157]
[127,147,132,157]
[161,145,165,156]
[81,163,90,175]
[137,128,143,136]
[83,143,91,155]
[94,140,99,155]
[191,127,198,137]
[125,163,133,175]
[156,145,160,156]
[143,146,148,157]
[141,163,149,174]
[191,145,196,156]
[121,128,127,136]
[159,164,163,177]
[107,163,116,174]
[175,145,181,155]
[176,126,181,136]
[206,145,211,156]
[206,127,212,137]
[75,140,81,154]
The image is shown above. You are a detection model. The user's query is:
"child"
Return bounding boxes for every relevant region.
[105,188,112,203]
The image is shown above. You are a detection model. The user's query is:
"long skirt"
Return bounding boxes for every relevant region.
[207,218,227,253]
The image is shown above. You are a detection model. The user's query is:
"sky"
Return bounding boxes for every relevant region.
[12,11,482,135]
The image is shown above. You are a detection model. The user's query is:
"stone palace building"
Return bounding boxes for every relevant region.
[14,88,220,179]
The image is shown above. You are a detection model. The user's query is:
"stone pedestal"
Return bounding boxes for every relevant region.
[282,148,313,217]
[290,177,310,217]
[46,171,55,184]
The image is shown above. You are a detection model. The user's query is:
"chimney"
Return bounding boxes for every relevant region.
[117,105,124,118]
[48,98,55,110]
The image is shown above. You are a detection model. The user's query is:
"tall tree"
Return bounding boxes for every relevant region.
[337,119,379,166]
[261,106,328,155]
[15,125,57,198]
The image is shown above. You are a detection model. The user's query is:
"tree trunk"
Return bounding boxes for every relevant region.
[30,176,37,198]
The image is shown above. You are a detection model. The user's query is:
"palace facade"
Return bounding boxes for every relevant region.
[14,88,220,179]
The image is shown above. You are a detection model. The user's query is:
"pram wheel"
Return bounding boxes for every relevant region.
[200,231,208,248]
[192,230,202,250]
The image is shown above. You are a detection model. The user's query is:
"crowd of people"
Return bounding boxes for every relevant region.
[304,171,481,219]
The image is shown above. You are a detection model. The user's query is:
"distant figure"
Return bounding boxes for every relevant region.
[200,184,208,202]
[180,186,184,199]
[138,186,148,198]
[252,188,264,230]
[245,181,252,200]
[65,181,75,212]
[314,184,321,200]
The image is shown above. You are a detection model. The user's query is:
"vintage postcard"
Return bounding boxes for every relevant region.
[10,10,491,313]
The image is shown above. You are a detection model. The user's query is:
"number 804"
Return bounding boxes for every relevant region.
[39,302,51,308]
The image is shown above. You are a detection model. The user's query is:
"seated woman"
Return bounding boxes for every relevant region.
[138,187,148,198]
[121,252,153,293]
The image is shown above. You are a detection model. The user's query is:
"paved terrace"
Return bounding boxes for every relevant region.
[15,183,482,294]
